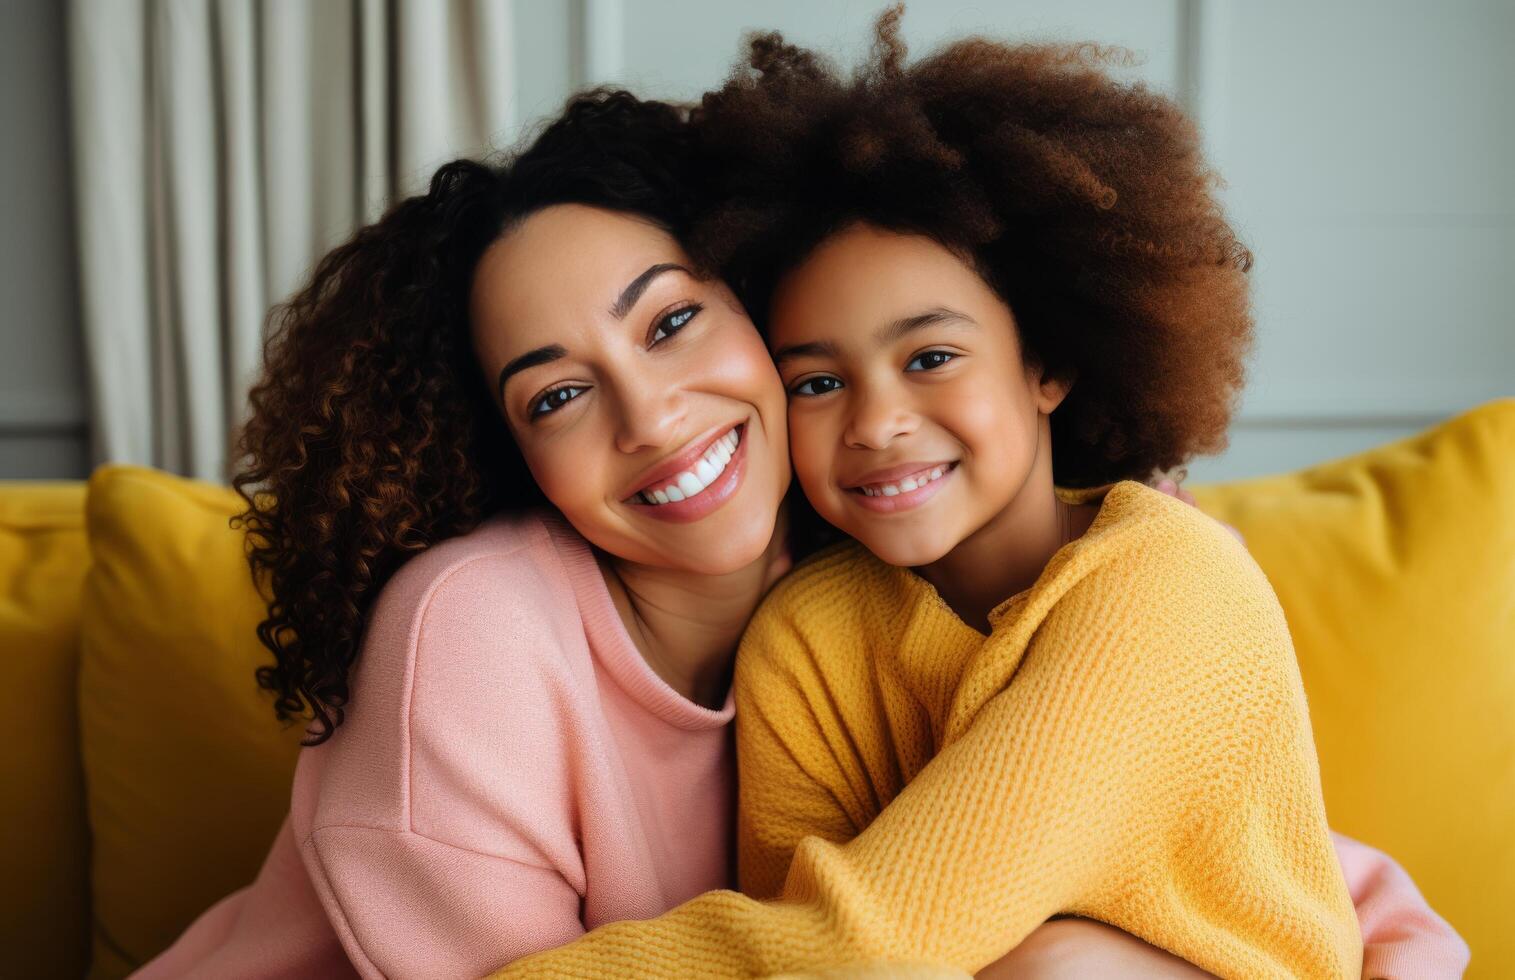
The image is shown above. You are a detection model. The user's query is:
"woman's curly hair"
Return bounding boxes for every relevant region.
[687,6,1254,487]
[231,90,699,744]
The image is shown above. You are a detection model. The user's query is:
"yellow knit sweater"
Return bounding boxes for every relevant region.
[493,480,1361,979]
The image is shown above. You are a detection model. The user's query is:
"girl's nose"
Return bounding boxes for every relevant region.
[843,386,918,450]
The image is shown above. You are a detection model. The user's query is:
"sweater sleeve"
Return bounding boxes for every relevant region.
[490,531,1361,979]
[301,541,596,979]
[1331,833,1470,980]
[304,825,584,980]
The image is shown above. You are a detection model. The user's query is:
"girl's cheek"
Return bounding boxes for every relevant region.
[787,413,836,504]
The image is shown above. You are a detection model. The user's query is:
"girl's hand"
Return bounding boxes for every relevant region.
[1152,477,1245,545]
[975,917,1217,979]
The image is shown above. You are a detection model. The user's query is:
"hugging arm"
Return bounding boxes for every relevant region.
[489,552,1359,978]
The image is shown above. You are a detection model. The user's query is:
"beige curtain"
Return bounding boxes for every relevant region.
[67,0,517,481]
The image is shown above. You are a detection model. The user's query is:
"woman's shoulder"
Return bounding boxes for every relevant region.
[380,508,563,598]
[299,510,599,859]
[357,509,595,692]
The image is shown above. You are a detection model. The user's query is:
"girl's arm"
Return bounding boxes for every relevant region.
[490,531,1359,978]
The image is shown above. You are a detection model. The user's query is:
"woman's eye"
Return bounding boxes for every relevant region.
[651,304,702,344]
[906,350,957,372]
[789,376,843,397]
[530,385,587,418]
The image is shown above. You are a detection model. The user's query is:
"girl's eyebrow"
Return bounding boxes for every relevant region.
[876,306,976,344]
[773,306,976,366]
[773,339,839,365]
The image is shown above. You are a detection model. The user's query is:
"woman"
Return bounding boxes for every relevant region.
[136,74,1460,980]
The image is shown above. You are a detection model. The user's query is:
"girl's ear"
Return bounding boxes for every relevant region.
[1035,368,1076,414]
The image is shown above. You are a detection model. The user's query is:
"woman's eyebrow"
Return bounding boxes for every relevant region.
[497,344,567,398]
[610,262,690,319]
[876,306,976,344]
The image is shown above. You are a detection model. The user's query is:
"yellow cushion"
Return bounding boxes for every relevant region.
[1192,398,1515,979]
[0,482,91,980]
[79,465,304,978]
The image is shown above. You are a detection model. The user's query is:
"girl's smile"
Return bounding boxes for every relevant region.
[768,221,1072,570]
[843,459,959,513]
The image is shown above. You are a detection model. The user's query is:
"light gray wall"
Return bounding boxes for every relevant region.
[588,0,1515,482]
[4,0,1511,482]
[0,0,90,479]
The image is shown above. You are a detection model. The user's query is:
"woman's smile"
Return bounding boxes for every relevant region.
[622,422,749,523]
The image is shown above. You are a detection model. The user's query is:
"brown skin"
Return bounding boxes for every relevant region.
[771,222,1099,629]
[981,918,1216,979]
[469,204,793,708]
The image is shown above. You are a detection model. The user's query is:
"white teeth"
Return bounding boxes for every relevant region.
[634,427,743,506]
[857,463,953,499]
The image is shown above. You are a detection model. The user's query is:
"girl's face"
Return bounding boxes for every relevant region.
[470,204,790,575]
[769,222,1071,567]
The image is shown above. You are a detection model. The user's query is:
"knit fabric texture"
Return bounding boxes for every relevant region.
[496,480,1362,978]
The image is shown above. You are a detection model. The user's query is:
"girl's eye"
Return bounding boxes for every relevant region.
[530,385,587,418]
[789,375,844,397]
[651,304,702,344]
[906,350,957,372]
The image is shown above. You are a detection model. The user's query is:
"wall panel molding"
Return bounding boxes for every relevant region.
[575,0,624,86]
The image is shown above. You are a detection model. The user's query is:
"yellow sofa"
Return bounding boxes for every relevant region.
[4,399,1511,979]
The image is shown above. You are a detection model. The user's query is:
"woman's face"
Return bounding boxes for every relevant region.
[768,222,1070,567]
[471,204,790,575]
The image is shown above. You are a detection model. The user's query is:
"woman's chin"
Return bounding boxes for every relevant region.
[598,512,780,578]
[667,519,781,577]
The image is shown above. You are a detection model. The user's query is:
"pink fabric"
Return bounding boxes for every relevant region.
[133,511,736,980]
[1332,832,1470,979]
[129,511,1466,979]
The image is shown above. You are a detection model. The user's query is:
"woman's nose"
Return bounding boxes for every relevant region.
[843,386,918,450]
[612,375,686,455]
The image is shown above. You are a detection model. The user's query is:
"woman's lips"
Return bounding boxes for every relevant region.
[623,425,748,524]
[845,461,958,514]
[621,424,741,502]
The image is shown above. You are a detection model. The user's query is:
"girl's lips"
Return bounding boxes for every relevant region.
[846,461,957,514]
[622,427,749,524]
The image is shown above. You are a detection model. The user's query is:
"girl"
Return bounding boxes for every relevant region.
[495,13,1468,980]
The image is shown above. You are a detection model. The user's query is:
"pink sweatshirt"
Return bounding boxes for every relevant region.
[135,511,736,979]
[133,510,1467,979]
